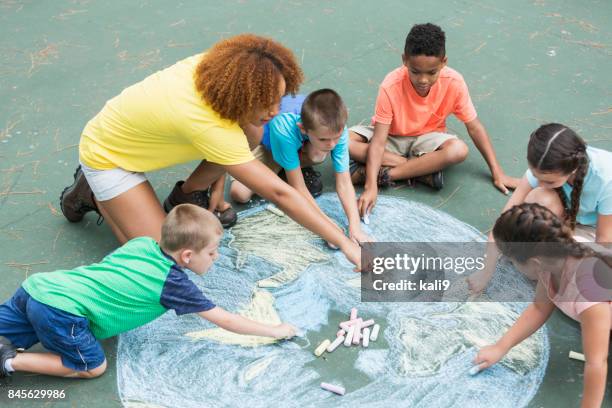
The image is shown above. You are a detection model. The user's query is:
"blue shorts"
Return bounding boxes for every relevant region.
[0,287,105,372]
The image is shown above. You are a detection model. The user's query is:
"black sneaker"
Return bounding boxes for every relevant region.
[0,336,17,377]
[60,165,99,222]
[301,167,323,197]
[416,171,444,190]
[163,181,237,228]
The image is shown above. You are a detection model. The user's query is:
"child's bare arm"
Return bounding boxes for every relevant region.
[198,307,296,339]
[579,303,610,408]
[464,118,520,194]
[358,122,391,216]
[595,214,612,244]
[475,283,555,369]
[336,171,371,243]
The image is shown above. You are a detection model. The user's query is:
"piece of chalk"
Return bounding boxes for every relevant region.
[344,326,355,347]
[339,317,363,331]
[361,319,375,329]
[468,365,481,376]
[327,241,339,250]
[336,329,346,337]
[265,204,285,217]
[321,382,345,396]
[362,327,370,348]
[350,307,358,320]
[370,324,380,341]
[314,339,331,357]
[352,320,362,345]
[327,336,345,353]
[568,350,585,362]
[362,212,370,225]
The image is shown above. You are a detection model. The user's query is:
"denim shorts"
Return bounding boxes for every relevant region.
[0,287,105,371]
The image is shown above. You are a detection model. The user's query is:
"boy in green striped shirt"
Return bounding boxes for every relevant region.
[0,204,296,379]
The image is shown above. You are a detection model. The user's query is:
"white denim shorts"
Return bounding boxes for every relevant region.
[80,161,147,201]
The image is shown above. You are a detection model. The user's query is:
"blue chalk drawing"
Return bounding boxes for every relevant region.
[117,194,549,408]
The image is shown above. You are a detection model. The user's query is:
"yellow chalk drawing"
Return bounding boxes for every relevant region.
[396,302,542,376]
[229,210,330,288]
[185,289,281,346]
[241,354,277,383]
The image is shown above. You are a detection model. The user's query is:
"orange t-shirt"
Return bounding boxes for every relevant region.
[372,66,477,136]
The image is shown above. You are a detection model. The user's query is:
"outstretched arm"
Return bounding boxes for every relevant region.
[336,171,372,243]
[358,122,391,217]
[198,307,296,339]
[464,118,520,194]
[475,283,555,369]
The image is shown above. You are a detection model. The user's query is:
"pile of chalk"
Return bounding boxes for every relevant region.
[315,308,382,396]
[314,307,381,358]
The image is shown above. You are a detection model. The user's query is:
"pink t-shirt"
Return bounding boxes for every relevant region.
[541,257,612,325]
[372,66,477,136]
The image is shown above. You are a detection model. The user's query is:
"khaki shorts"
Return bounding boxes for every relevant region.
[349,125,457,157]
[228,145,282,182]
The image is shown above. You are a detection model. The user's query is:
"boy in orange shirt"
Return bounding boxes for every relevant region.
[349,23,519,216]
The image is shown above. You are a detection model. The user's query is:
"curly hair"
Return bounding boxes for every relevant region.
[527,123,588,230]
[404,23,446,58]
[493,203,612,268]
[195,34,304,122]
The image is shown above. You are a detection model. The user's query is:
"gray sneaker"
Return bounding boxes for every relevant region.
[0,336,17,377]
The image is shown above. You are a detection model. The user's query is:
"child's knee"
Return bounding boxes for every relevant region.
[525,187,564,217]
[443,139,469,163]
[78,360,107,378]
[229,182,253,204]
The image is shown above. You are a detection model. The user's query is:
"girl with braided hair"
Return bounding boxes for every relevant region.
[475,203,611,408]
[469,123,612,293]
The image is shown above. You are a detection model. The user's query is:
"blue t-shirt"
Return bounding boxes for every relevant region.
[525,146,612,226]
[261,94,305,150]
[263,112,350,173]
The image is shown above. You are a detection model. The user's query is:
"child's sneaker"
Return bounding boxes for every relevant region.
[416,171,444,190]
[0,336,17,377]
[60,165,99,222]
[164,181,237,228]
[301,167,323,197]
[349,161,395,188]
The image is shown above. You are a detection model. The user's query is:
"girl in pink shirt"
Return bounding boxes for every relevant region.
[476,203,611,408]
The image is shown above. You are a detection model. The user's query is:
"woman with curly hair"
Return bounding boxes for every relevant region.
[59,34,360,269]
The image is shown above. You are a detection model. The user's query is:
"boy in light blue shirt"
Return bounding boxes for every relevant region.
[230,89,371,243]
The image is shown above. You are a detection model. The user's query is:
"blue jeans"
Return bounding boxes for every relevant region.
[0,287,105,371]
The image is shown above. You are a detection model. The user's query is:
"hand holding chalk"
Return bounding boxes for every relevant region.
[473,343,507,373]
[273,323,299,339]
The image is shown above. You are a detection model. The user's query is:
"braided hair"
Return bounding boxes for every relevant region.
[527,123,589,230]
[493,203,612,268]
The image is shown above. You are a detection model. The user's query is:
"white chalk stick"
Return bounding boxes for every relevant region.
[569,350,585,362]
[370,324,380,341]
[326,241,339,250]
[339,317,363,331]
[468,365,481,376]
[314,339,331,357]
[350,307,358,320]
[336,329,346,337]
[265,204,285,217]
[321,382,345,396]
[362,327,370,348]
[362,212,370,225]
[361,319,375,329]
[344,326,355,347]
[327,336,345,353]
[352,320,362,345]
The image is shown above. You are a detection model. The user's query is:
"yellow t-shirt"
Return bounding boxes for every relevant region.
[79,53,254,172]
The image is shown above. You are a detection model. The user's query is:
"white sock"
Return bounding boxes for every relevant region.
[4,358,15,373]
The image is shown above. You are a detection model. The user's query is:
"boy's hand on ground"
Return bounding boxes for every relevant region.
[492,173,520,195]
[272,323,298,339]
[474,343,507,370]
[341,240,362,272]
[466,268,492,295]
[358,188,378,217]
